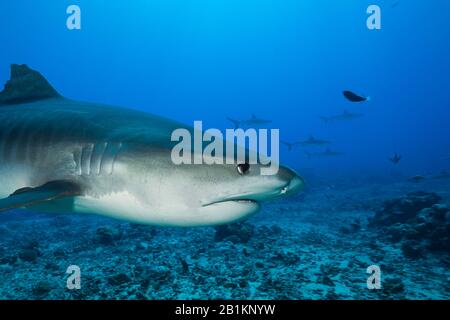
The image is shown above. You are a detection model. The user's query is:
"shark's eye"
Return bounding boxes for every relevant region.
[237,163,250,175]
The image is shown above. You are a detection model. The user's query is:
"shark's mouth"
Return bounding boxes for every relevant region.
[202,176,304,208]
[198,198,262,226]
[202,198,258,207]
[202,187,287,207]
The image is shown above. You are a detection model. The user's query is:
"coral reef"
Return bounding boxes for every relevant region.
[0,180,449,300]
[370,191,441,226]
[214,222,254,243]
[370,192,449,259]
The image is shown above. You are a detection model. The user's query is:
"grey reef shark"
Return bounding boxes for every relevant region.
[320,110,363,123]
[226,114,271,129]
[299,135,330,147]
[282,136,330,151]
[0,64,304,227]
[305,148,344,158]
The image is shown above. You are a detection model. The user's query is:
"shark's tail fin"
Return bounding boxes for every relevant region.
[281,141,293,151]
[226,117,240,129]
[319,116,329,123]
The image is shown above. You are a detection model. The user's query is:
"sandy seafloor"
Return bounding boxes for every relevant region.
[0,177,449,300]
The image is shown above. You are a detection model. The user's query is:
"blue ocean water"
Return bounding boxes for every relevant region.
[0,1,449,299]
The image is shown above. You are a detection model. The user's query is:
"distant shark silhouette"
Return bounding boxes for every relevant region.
[432,170,450,180]
[282,136,330,151]
[305,148,344,158]
[408,175,426,183]
[320,110,363,123]
[227,114,271,129]
[300,135,331,147]
[281,141,302,151]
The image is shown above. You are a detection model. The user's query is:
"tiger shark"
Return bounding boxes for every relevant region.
[0,64,304,227]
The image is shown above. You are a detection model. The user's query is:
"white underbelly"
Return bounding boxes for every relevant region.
[73,191,157,224]
[72,190,259,227]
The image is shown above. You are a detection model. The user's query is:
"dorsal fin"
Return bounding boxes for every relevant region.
[0,64,61,105]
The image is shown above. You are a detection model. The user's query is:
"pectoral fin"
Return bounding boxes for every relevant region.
[0,180,81,212]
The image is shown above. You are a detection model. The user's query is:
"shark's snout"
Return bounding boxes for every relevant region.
[278,166,305,196]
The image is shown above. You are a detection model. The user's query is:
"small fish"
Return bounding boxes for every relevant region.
[409,175,426,183]
[389,153,402,164]
[343,90,370,103]
[226,114,271,129]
